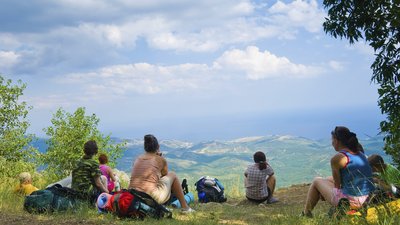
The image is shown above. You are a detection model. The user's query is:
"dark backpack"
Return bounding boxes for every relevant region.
[195,176,227,203]
[97,189,172,219]
[24,184,84,213]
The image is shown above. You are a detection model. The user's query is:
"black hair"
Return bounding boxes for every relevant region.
[331,126,360,153]
[253,151,267,170]
[84,140,98,156]
[144,134,159,153]
[182,178,188,194]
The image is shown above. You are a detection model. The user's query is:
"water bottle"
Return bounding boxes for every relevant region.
[198,192,206,203]
[171,192,194,208]
[138,201,156,215]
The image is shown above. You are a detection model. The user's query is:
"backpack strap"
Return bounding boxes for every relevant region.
[112,193,121,214]
[214,178,225,191]
[128,188,172,219]
[126,195,139,213]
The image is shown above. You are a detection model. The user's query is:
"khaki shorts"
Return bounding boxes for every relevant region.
[150,176,174,204]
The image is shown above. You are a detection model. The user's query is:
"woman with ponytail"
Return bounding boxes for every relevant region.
[244,151,278,204]
[302,126,375,217]
[129,134,194,213]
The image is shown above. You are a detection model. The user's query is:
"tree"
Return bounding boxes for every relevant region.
[0,75,38,178]
[42,107,126,179]
[0,75,37,161]
[323,0,400,165]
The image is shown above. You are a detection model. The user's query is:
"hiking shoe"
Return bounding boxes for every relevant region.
[181,207,195,214]
[300,211,313,218]
[258,202,267,207]
[267,197,279,204]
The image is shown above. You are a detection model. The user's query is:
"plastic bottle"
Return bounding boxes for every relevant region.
[171,192,194,208]
[138,201,157,215]
[198,192,206,203]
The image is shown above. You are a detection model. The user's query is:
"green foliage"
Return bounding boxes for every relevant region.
[0,75,38,179]
[323,0,400,165]
[42,107,126,179]
[0,157,36,180]
[0,75,37,162]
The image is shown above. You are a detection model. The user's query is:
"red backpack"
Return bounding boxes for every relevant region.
[97,189,172,219]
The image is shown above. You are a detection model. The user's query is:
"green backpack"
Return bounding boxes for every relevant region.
[24,184,84,213]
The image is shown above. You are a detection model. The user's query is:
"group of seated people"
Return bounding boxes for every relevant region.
[15,126,400,217]
[70,135,195,213]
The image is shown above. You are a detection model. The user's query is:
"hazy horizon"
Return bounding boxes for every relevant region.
[29,105,383,142]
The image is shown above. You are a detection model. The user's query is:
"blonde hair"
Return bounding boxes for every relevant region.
[19,172,32,183]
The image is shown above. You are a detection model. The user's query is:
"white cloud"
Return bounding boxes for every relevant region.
[24,95,73,110]
[0,51,19,69]
[268,0,326,37]
[346,42,374,56]
[0,0,327,60]
[214,46,321,80]
[57,46,323,98]
[62,62,213,95]
[0,34,21,49]
[328,60,344,71]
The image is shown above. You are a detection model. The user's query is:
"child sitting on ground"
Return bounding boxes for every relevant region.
[98,153,120,192]
[14,172,39,196]
[368,154,400,196]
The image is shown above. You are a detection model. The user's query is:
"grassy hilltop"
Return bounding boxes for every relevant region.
[3,135,397,224]
[2,181,400,225]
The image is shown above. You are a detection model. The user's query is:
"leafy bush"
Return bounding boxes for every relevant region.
[41,107,126,180]
[0,156,36,180]
[0,75,39,170]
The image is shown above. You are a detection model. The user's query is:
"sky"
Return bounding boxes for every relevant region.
[0,0,384,141]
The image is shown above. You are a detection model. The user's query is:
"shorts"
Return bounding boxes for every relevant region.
[246,187,271,204]
[149,176,174,204]
[332,188,369,209]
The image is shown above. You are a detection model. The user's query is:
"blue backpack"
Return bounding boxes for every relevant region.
[195,176,227,203]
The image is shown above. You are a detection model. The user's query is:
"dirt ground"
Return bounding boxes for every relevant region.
[0,184,312,225]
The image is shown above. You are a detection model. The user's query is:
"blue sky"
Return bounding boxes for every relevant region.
[0,0,383,141]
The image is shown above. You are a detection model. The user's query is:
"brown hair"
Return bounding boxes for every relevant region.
[98,153,108,164]
[253,151,267,170]
[368,154,386,170]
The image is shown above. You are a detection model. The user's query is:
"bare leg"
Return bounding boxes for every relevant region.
[304,177,335,213]
[100,175,109,191]
[166,172,189,209]
[266,175,276,198]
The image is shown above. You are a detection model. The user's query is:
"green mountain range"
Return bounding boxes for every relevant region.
[116,135,387,189]
[32,135,387,190]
